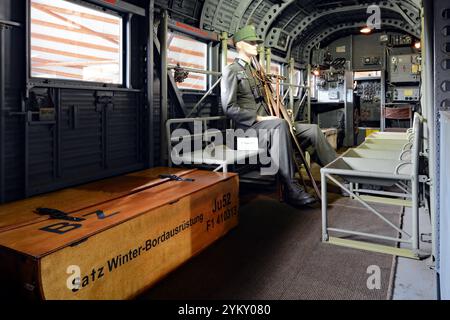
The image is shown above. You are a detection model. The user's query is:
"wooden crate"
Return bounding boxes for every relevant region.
[0,168,239,300]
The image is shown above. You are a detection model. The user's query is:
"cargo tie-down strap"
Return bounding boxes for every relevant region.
[159,174,195,182]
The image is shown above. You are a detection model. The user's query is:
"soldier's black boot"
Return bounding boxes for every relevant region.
[285,180,316,206]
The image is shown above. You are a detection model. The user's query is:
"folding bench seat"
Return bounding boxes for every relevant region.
[166,116,265,173]
[320,113,428,259]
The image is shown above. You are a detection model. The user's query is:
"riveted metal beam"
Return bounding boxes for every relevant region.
[287,1,420,56]
[393,1,418,28]
[300,19,420,63]
[201,0,250,33]
[212,0,227,30]
[200,0,220,31]
[230,0,254,33]
[200,1,420,57]
[87,0,145,16]
[256,0,294,41]
[245,0,265,26]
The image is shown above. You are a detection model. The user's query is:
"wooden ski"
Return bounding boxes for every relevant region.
[251,57,321,200]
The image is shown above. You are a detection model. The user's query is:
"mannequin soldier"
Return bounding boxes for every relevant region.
[220,25,338,206]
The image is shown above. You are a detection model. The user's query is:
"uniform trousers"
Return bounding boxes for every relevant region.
[243,119,338,182]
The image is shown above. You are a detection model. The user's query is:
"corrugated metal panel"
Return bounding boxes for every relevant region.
[163,0,199,25]
[201,0,242,32]
[283,11,307,33]
[201,0,220,30]
[3,7,25,202]
[108,91,140,168]
[215,0,241,32]
[244,1,270,27]
[60,89,103,178]
[20,88,144,196]
[4,91,25,202]
[153,67,161,166]
[240,1,261,29]
[182,94,220,118]
[28,124,55,192]
[1,0,147,203]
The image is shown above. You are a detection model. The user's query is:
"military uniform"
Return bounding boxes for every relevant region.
[220,25,336,205]
[221,57,338,183]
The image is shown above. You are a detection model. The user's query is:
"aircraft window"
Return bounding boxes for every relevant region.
[310,75,317,99]
[270,62,281,76]
[168,33,208,91]
[30,0,123,84]
[294,69,302,96]
[270,61,282,90]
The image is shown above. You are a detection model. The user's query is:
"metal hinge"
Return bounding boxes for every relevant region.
[23,283,35,292]
[420,233,432,244]
[419,175,430,184]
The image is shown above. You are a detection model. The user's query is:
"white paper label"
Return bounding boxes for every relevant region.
[237,137,259,151]
[336,46,346,53]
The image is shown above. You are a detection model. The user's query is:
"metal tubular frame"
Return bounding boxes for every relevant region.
[321,113,427,259]
[221,31,228,70]
[167,65,221,76]
[258,45,265,70]
[86,0,145,16]
[166,116,233,172]
[186,77,222,119]
[306,65,311,124]
[159,10,169,165]
[422,0,436,268]
[125,13,133,89]
[288,58,295,112]
[0,24,6,203]
[153,36,189,118]
[168,19,219,42]
[0,20,21,203]
[265,48,271,74]
[147,0,155,168]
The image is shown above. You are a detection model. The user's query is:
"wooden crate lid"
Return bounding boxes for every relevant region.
[0,169,237,258]
[0,167,196,233]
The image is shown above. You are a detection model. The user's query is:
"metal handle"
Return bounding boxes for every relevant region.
[71,105,78,129]
[399,149,412,161]
[395,161,412,175]
[402,142,413,151]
